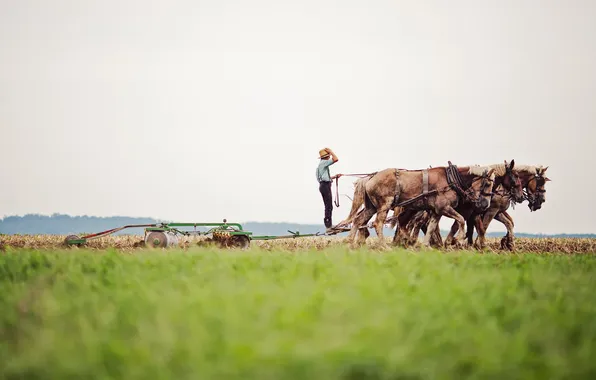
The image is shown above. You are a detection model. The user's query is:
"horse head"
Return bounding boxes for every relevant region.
[503,159,525,203]
[470,168,496,211]
[526,166,550,211]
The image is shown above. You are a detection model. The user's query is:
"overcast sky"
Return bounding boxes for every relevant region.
[1,0,595,234]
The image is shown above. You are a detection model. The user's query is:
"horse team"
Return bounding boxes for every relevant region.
[334,160,550,251]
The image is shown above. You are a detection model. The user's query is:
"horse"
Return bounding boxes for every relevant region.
[438,160,524,248]
[397,164,549,250]
[336,160,522,249]
[388,160,523,248]
[345,162,496,248]
[474,165,550,250]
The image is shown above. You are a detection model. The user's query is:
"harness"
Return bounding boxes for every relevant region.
[445,161,467,199]
[446,161,495,204]
[336,162,492,210]
[393,168,443,208]
[492,167,522,209]
[392,161,492,208]
[524,175,546,205]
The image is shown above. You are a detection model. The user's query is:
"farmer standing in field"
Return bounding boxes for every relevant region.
[316,147,341,232]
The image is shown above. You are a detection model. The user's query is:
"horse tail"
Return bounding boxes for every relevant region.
[336,175,373,227]
[388,206,404,229]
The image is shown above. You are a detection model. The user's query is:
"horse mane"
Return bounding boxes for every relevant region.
[468,162,547,177]
[467,165,497,178]
[486,163,507,177]
[513,165,545,175]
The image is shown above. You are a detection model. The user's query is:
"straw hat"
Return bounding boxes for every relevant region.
[318,148,330,159]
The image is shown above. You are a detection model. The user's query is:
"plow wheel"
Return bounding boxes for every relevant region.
[213,232,250,249]
[230,235,250,249]
[145,231,178,248]
[146,232,168,248]
[65,235,83,246]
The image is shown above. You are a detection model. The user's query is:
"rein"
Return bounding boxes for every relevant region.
[332,172,377,208]
[334,177,340,207]
[337,173,377,177]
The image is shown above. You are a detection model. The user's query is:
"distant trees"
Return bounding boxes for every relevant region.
[0,214,590,238]
[0,214,157,235]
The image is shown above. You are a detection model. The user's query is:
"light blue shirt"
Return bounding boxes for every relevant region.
[316,159,335,182]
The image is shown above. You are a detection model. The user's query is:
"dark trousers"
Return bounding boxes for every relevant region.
[319,181,333,228]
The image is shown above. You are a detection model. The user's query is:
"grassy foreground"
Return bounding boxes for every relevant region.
[1,247,596,379]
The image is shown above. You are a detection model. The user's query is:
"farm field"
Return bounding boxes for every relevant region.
[2,234,596,253]
[1,243,596,379]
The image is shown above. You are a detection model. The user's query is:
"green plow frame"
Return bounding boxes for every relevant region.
[64,219,324,248]
[250,230,321,240]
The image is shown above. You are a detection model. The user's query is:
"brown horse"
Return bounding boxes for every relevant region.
[472,165,550,250]
[389,160,523,248]
[399,164,549,250]
[440,160,525,248]
[336,161,522,248]
[346,163,496,248]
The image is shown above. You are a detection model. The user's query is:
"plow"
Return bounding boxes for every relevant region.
[65,219,323,249]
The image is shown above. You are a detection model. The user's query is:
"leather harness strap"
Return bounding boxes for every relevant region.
[446,161,467,199]
[334,177,340,207]
[422,169,429,195]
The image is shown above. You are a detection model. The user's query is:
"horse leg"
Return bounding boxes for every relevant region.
[355,209,376,247]
[416,211,435,246]
[392,214,411,247]
[501,210,515,229]
[428,220,443,248]
[411,211,442,247]
[422,212,441,247]
[393,208,413,247]
[355,225,371,248]
[437,205,467,247]
[401,212,417,246]
[432,227,443,247]
[473,207,499,249]
[473,214,486,250]
[424,211,443,248]
[444,220,459,246]
[495,212,515,251]
[391,220,402,247]
[466,216,475,246]
[372,201,393,248]
[502,210,515,250]
[348,207,373,247]
[411,217,424,246]
[346,209,363,243]
[353,218,370,243]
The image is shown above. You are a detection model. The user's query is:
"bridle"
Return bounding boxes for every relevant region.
[524,174,546,206]
[465,172,495,203]
[493,166,523,205]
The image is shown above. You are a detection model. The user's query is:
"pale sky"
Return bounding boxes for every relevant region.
[1,0,595,234]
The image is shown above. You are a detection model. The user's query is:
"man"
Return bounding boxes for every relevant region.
[316,147,341,231]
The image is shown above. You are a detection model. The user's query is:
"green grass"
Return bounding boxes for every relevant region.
[1,247,596,379]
